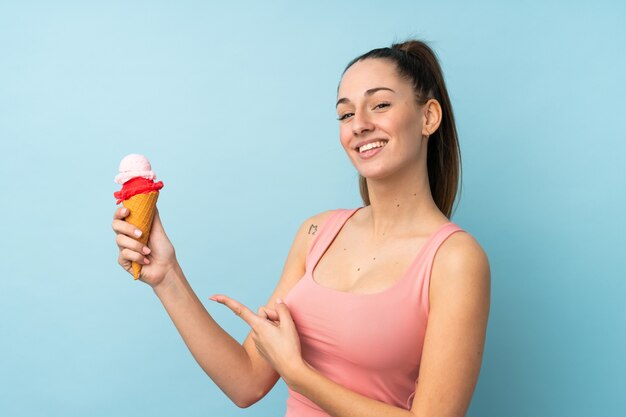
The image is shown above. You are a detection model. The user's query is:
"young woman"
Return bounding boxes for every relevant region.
[112,39,491,417]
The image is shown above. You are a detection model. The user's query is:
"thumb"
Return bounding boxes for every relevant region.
[152,208,163,231]
[275,298,294,329]
[152,208,168,237]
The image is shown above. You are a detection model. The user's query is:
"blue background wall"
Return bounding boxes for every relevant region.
[1,1,624,416]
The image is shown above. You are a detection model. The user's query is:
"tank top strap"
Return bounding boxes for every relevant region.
[427,222,463,254]
[305,207,360,271]
[414,222,466,314]
[423,222,465,260]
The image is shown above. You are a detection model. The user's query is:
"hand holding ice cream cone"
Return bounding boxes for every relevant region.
[113,206,177,287]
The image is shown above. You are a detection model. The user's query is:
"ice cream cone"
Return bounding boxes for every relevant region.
[114,154,164,280]
[122,190,159,279]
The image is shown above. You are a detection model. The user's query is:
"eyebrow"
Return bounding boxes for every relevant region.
[336,87,396,108]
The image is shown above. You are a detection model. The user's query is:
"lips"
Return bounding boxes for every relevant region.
[357,142,386,160]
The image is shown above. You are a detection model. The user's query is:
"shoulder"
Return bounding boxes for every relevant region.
[430,229,491,310]
[291,209,337,258]
[264,209,337,302]
[301,209,337,231]
[436,229,490,272]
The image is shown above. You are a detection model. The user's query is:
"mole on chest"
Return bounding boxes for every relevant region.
[313,246,413,294]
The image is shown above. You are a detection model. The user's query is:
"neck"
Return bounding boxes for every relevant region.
[362,166,444,239]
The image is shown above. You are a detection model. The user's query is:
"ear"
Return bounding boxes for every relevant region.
[422,98,442,137]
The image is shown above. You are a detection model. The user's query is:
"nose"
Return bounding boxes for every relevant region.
[351,110,375,136]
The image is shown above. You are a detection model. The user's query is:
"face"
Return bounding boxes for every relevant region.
[336,58,429,180]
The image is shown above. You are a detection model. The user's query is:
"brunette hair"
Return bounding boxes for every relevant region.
[340,39,462,219]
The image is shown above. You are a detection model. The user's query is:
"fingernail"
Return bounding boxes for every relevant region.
[142,246,151,254]
[209,296,218,301]
[121,208,128,215]
[144,258,150,264]
[134,229,142,237]
[276,298,284,304]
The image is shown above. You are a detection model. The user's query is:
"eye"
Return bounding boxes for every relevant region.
[337,102,390,121]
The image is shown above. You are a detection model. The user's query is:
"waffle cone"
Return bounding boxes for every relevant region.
[122,191,159,279]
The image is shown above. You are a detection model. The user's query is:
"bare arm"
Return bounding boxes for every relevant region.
[113,205,332,407]
[409,231,491,416]
[152,264,257,407]
[234,209,333,406]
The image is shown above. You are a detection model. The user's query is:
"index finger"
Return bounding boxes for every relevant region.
[210,295,262,328]
[113,206,129,220]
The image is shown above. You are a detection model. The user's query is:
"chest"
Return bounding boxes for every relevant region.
[312,232,429,295]
[286,276,428,370]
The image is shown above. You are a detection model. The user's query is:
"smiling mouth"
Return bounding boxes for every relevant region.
[357,139,389,153]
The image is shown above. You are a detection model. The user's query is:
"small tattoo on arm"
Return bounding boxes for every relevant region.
[308,224,318,235]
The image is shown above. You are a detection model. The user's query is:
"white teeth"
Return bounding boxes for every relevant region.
[358,140,387,153]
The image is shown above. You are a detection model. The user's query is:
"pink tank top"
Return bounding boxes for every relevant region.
[283,207,465,417]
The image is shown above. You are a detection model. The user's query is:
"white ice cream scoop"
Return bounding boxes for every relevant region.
[114,153,157,184]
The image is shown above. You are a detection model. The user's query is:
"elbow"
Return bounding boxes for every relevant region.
[234,395,254,409]
[233,388,265,409]
[233,398,259,408]
[234,399,253,409]
[228,370,275,408]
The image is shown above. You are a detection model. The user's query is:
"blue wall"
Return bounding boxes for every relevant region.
[1,1,624,416]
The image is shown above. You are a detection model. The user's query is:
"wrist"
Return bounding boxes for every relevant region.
[152,261,183,295]
[284,359,313,392]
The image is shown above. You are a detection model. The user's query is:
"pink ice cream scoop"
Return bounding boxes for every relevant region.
[114,153,157,185]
